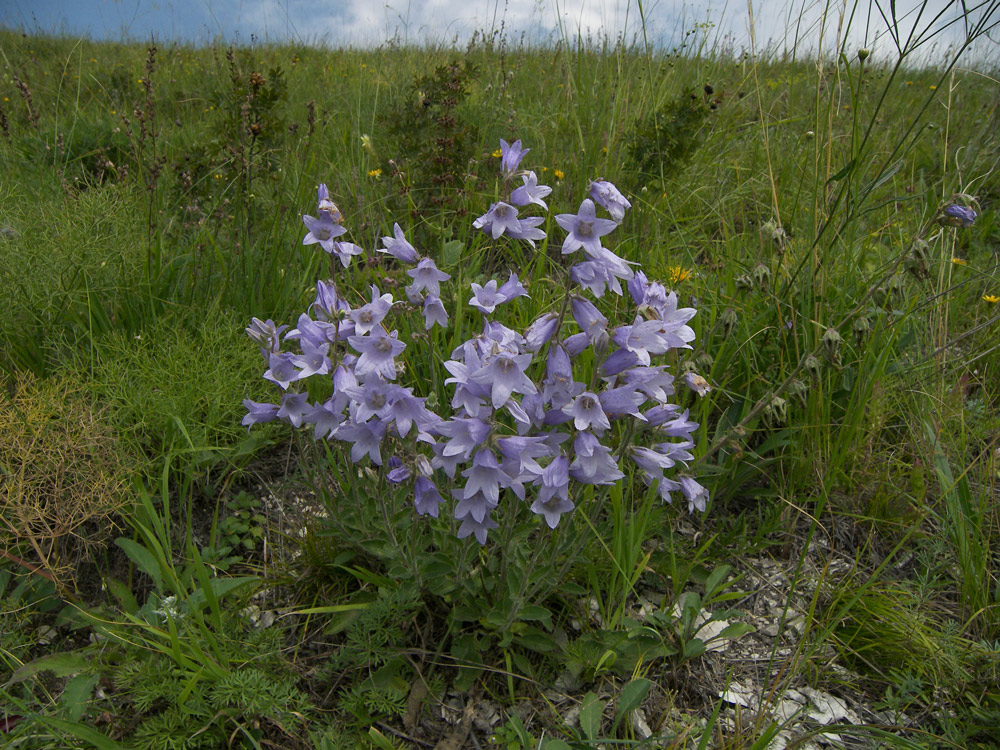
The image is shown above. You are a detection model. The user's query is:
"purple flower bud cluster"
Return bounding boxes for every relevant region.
[246,150,713,546]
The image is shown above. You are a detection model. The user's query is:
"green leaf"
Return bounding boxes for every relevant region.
[115,538,164,592]
[514,627,557,653]
[367,727,399,750]
[59,673,99,722]
[542,741,573,750]
[103,578,139,615]
[517,604,553,629]
[35,717,124,750]
[711,622,755,641]
[187,575,258,611]
[289,603,370,616]
[7,652,91,685]
[827,158,856,183]
[442,239,464,265]
[682,638,706,659]
[579,692,604,741]
[704,565,731,597]
[613,678,651,730]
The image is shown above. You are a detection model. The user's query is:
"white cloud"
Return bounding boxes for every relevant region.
[5,0,996,65]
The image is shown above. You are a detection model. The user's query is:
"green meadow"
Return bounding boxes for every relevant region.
[1,6,999,748]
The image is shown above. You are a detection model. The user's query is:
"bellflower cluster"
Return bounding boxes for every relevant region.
[245,147,713,546]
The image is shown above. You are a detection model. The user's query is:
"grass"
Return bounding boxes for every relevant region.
[1,4,1000,747]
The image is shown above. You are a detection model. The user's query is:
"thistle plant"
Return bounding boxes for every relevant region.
[243,139,712,551]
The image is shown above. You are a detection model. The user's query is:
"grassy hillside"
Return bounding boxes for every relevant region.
[1,12,999,748]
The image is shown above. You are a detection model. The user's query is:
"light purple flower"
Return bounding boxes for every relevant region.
[245,317,287,354]
[337,417,387,465]
[306,397,347,439]
[563,392,611,434]
[942,204,977,227]
[473,202,523,240]
[316,183,339,216]
[679,476,710,513]
[263,351,299,389]
[276,391,311,428]
[460,449,510,506]
[469,280,503,314]
[302,213,347,253]
[407,258,451,298]
[379,222,419,264]
[524,313,559,352]
[414,476,444,517]
[511,171,552,209]
[291,338,331,378]
[456,506,499,545]
[569,432,624,485]
[570,296,609,344]
[388,390,441,439]
[349,328,406,380]
[540,344,583,408]
[350,285,395,335]
[555,199,618,256]
[589,180,632,221]
[599,385,646,419]
[329,240,365,267]
[469,350,537,408]
[422,294,449,330]
[507,215,547,247]
[500,138,529,176]
[434,416,492,462]
[498,272,529,303]
[344,379,396,423]
[531,456,573,528]
[242,399,279,430]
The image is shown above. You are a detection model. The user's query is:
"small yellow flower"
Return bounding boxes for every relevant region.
[2,97,7,102]
[952,257,968,266]
[929,85,937,90]
[554,169,565,180]
[89,58,97,63]
[492,149,502,158]
[368,168,382,178]
[668,265,694,284]
[983,294,1000,304]
[905,81,913,86]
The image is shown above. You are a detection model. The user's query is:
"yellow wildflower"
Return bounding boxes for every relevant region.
[368,168,382,178]
[554,169,565,180]
[952,257,967,266]
[983,294,1000,304]
[929,85,937,90]
[668,265,694,284]
[492,149,502,158]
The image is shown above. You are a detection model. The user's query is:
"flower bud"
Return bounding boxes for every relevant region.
[804,354,823,377]
[764,395,787,426]
[695,351,714,372]
[787,378,808,406]
[751,262,771,291]
[858,48,870,61]
[939,204,978,228]
[852,315,871,345]
[720,307,738,337]
[804,130,815,139]
[822,327,843,366]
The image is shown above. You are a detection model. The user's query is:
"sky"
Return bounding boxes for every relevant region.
[3,0,997,63]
